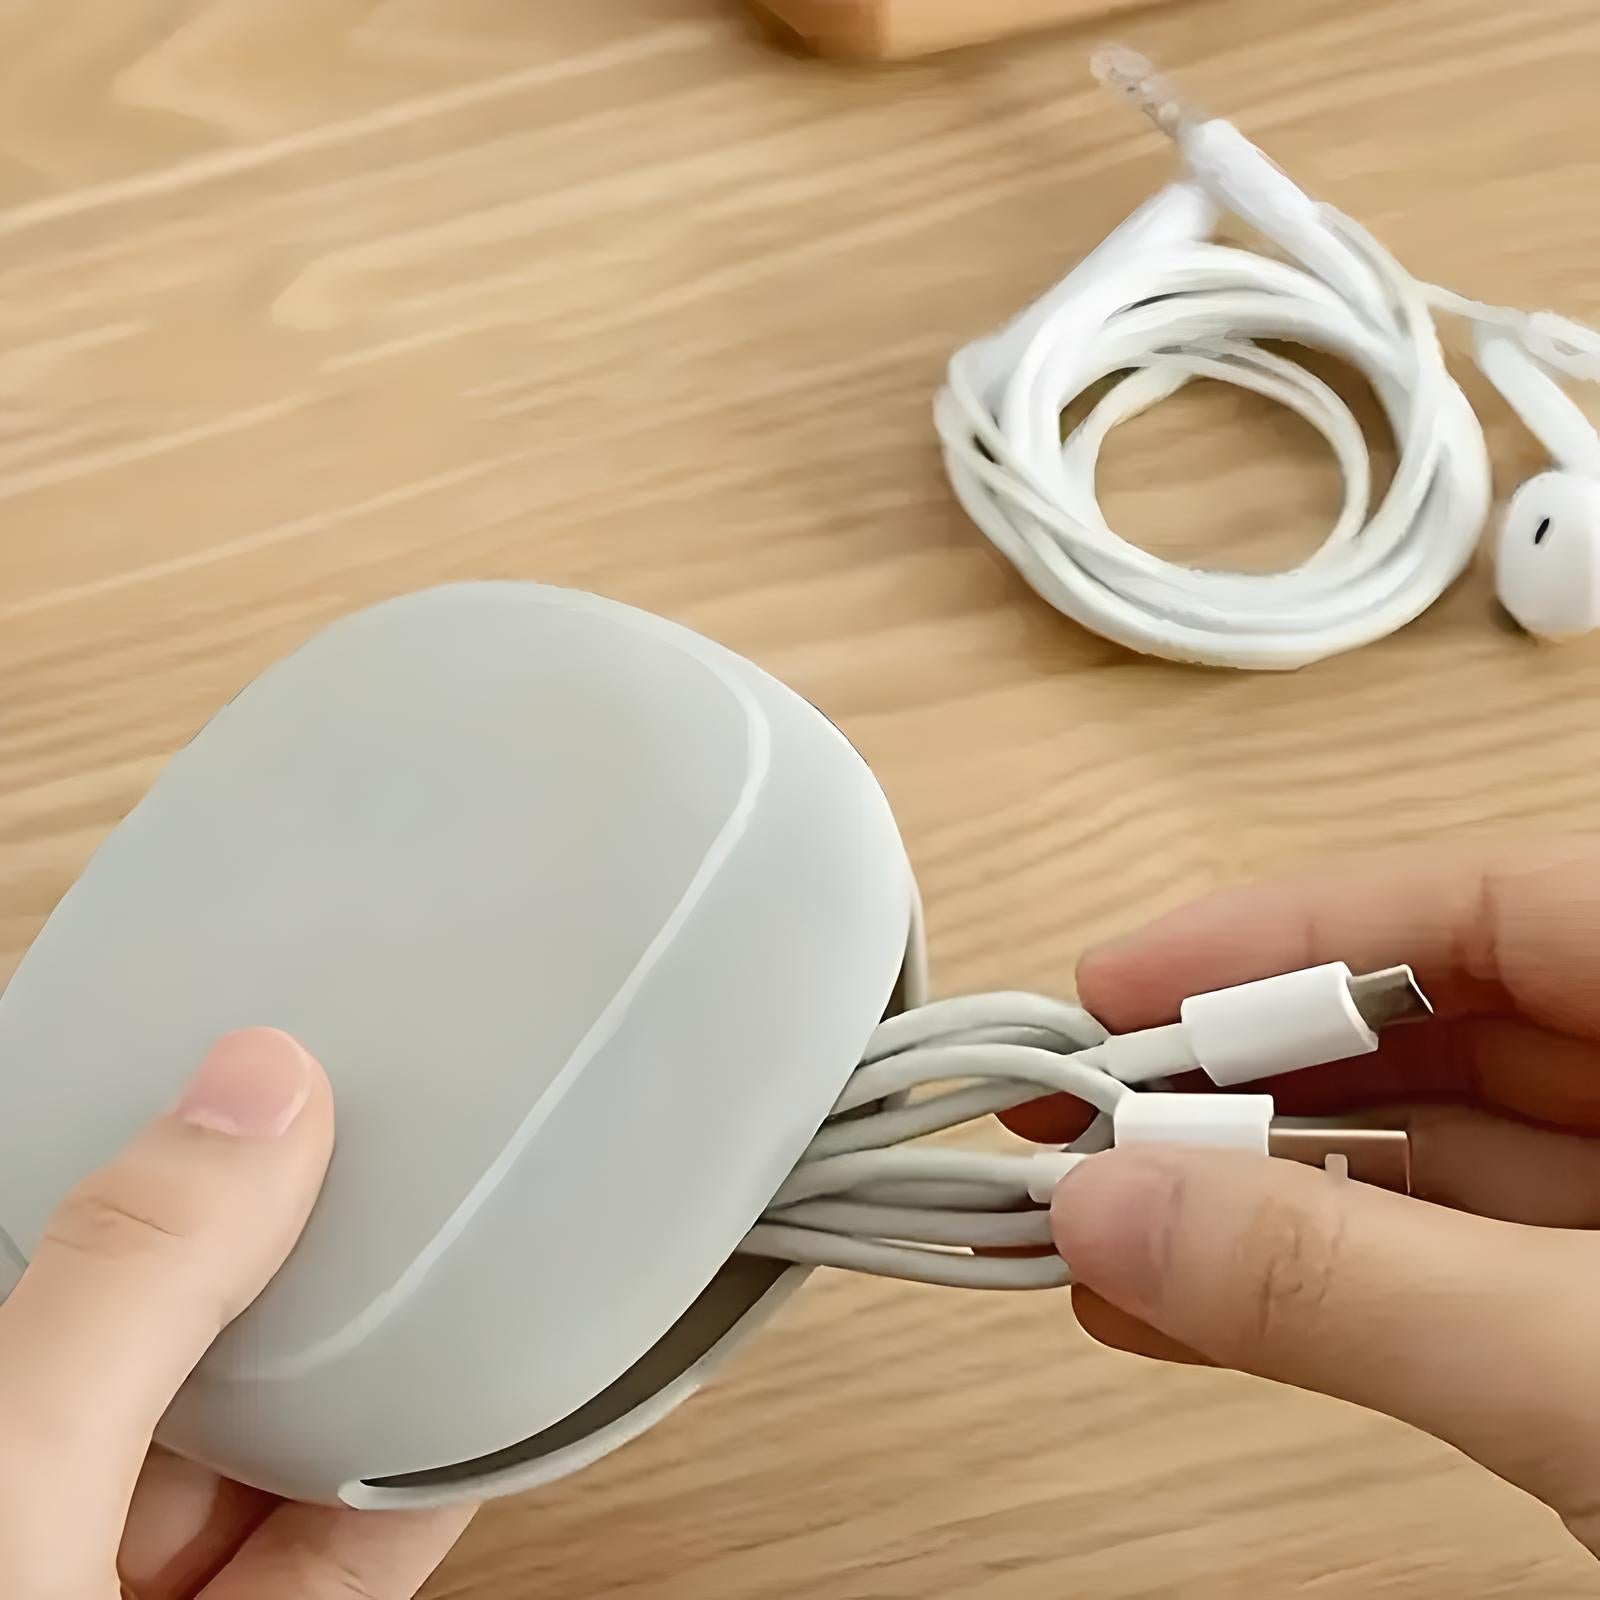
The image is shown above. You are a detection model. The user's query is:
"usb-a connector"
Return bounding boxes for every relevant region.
[1268,1124,1412,1193]
[1026,1101,1414,1201]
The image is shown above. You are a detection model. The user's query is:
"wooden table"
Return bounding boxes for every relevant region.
[4,1,1599,1593]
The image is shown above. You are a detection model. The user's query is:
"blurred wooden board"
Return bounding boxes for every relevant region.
[3,0,1600,1596]
[752,0,1158,57]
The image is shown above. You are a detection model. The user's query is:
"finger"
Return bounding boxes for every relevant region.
[1235,1018,1600,1130]
[1079,841,1600,1039]
[1068,1107,1600,1374]
[1407,1105,1600,1226]
[199,1501,476,1600]
[119,1452,274,1600]
[1071,1286,1209,1366]
[0,1029,333,1550]
[1052,1147,1600,1543]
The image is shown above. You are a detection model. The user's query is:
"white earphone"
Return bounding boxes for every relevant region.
[937,49,1600,665]
[1478,325,1600,639]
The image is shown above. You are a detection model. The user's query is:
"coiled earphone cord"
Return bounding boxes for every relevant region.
[935,48,1600,669]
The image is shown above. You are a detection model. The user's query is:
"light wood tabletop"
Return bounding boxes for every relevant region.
[4,0,1600,1594]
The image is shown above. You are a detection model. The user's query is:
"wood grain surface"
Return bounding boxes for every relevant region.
[3,1,1600,1594]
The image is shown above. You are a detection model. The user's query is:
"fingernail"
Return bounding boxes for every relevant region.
[175,1028,315,1137]
[1050,1150,1182,1309]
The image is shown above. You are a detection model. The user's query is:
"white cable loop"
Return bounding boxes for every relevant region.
[740,1226,1074,1292]
[771,1201,1054,1250]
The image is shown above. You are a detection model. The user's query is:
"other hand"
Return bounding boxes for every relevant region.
[0,1027,473,1597]
[1015,844,1600,1557]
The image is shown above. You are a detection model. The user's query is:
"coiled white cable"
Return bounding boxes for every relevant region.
[933,48,1600,670]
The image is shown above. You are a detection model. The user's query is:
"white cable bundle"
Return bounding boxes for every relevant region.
[935,48,1600,670]
[740,962,1425,1289]
[743,993,1121,1290]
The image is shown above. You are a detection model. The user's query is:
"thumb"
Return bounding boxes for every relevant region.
[0,1028,333,1552]
[1052,1147,1600,1545]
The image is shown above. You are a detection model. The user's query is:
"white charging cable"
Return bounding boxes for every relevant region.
[935,48,1600,669]
[742,961,1428,1289]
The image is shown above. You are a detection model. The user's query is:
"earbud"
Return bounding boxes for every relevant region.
[1494,470,1600,639]
[1475,327,1600,640]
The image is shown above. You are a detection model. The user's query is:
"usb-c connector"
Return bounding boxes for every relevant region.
[1347,965,1432,1032]
[1098,961,1430,1088]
